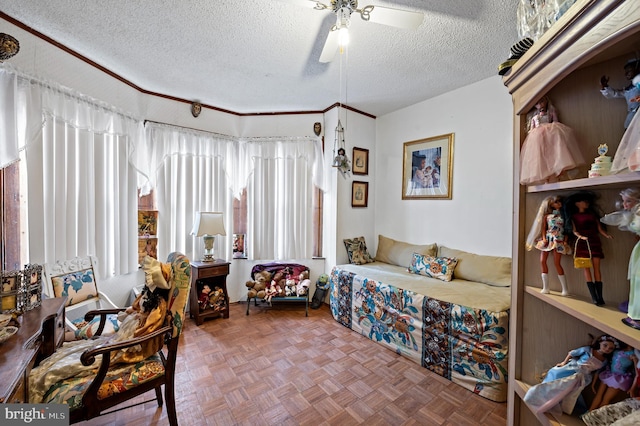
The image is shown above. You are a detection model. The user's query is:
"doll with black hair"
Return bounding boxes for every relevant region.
[589,341,636,411]
[564,191,613,306]
[600,58,640,130]
[526,195,572,295]
[524,334,617,416]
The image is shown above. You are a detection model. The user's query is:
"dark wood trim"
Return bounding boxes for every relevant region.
[0,12,376,120]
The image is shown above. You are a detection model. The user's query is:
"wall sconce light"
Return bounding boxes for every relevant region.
[191,212,226,262]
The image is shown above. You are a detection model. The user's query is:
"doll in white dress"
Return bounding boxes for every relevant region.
[520,96,585,185]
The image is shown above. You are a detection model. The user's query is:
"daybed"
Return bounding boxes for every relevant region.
[330,235,511,402]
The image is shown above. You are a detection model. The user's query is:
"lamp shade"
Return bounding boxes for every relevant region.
[191,212,226,237]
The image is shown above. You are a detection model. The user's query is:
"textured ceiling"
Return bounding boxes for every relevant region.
[0,0,519,117]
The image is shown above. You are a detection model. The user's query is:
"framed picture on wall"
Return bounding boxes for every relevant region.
[352,181,368,207]
[352,147,369,175]
[402,133,454,200]
[233,233,246,258]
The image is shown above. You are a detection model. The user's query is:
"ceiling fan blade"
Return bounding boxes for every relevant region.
[360,5,423,29]
[274,0,329,10]
[319,29,339,63]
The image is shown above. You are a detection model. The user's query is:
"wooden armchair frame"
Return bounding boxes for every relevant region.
[38,252,190,426]
[70,310,179,424]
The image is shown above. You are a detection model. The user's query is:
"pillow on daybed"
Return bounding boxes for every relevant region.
[408,253,458,282]
[438,246,511,287]
[343,236,375,265]
[375,235,437,268]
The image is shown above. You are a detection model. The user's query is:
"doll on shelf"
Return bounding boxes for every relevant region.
[601,188,640,313]
[564,191,613,306]
[600,58,640,130]
[616,204,640,330]
[523,334,617,416]
[525,195,572,295]
[519,95,585,185]
[589,341,636,411]
[612,74,640,174]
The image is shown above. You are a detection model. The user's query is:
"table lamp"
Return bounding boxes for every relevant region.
[191,212,226,262]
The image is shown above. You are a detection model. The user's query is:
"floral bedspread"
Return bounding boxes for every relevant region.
[329,266,509,402]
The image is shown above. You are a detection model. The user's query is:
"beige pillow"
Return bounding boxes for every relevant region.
[438,246,511,287]
[376,235,437,268]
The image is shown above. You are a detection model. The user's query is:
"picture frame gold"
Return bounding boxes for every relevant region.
[0,270,19,313]
[402,133,454,200]
[352,181,368,208]
[352,147,369,175]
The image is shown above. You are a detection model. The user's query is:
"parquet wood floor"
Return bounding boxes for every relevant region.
[82,302,507,425]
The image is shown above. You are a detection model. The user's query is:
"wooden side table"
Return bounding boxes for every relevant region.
[189,260,230,325]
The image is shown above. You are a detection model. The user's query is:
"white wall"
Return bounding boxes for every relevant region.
[374,77,514,257]
[323,108,377,268]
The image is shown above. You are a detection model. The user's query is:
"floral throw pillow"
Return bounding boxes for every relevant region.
[51,268,98,307]
[408,253,458,282]
[343,236,374,265]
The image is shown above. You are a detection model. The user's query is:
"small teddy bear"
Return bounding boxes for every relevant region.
[285,278,297,296]
[208,286,226,311]
[297,270,311,296]
[271,270,287,297]
[246,270,271,300]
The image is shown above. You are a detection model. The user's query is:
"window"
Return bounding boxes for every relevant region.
[0,162,22,270]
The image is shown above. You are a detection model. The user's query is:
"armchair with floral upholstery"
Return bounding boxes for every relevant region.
[30,252,190,426]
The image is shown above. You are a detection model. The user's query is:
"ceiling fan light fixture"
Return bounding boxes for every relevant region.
[338,26,349,47]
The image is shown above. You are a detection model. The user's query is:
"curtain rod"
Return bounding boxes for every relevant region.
[144,119,318,143]
[144,119,235,140]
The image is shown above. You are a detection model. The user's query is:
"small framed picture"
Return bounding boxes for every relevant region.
[233,233,246,258]
[0,270,20,313]
[352,147,369,175]
[352,181,369,208]
[138,237,158,265]
[138,210,158,236]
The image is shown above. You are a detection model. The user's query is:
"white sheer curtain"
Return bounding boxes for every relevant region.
[239,137,324,260]
[141,123,236,262]
[0,65,142,277]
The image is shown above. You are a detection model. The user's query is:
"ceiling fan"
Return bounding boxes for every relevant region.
[301,0,424,62]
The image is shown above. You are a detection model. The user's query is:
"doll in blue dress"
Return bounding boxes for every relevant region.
[523,334,617,415]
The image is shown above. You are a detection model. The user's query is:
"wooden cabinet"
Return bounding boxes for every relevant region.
[503,1,640,424]
[0,298,66,403]
[189,260,230,325]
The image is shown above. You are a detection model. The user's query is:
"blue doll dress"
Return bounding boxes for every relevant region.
[523,346,607,415]
[599,348,636,391]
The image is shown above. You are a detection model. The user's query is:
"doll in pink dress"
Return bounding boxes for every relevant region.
[520,96,585,185]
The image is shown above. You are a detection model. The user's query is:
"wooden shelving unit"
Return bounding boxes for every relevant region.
[503,1,640,424]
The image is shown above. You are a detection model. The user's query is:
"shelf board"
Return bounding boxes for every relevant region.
[526,172,640,193]
[515,380,587,426]
[525,286,640,348]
